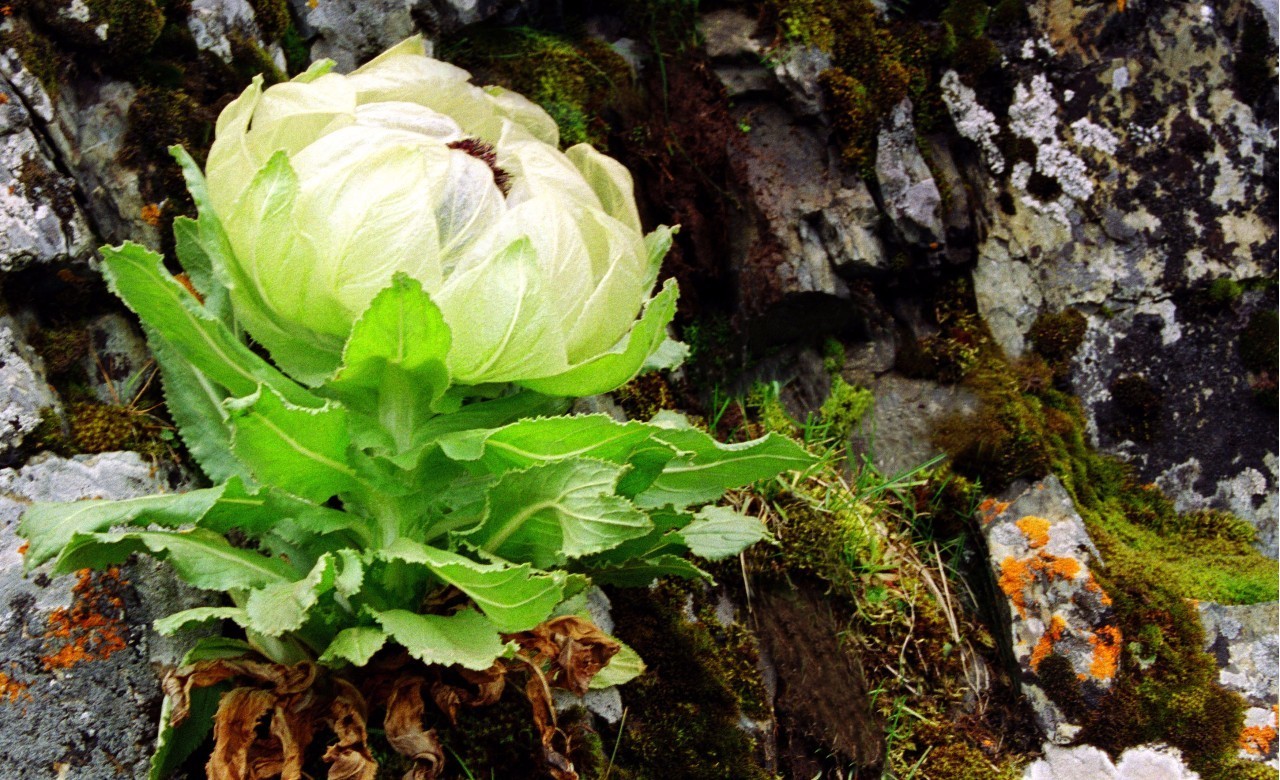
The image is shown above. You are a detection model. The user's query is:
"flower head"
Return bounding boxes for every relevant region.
[204,38,676,392]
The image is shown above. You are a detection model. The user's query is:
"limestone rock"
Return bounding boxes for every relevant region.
[982,476,1121,743]
[1024,743,1202,779]
[851,374,979,478]
[0,64,93,272]
[1198,601,1280,765]
[0,317,58,458]
[875,98,944,248]
[291,0,417,71]
[729,102,885,343]
[700,9,773,99]
[0,452,204,779]
[76,313,152,406]
[187,0,285,69]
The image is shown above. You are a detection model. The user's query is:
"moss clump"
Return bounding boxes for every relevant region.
[819,376,873,441]
[605,583,773,780]
[821,337,847,374]
[2,21,68,99]
[86,0,167,60]
[446,28,634,149]
[1106,374,1161,443]
[31,326,89,376]
[1207,277,1245,307]
[914,723,1025,779]
[1028,308,1087,374]
[247,0,291,41]
[613,372,678,422]
[68,402,141,454]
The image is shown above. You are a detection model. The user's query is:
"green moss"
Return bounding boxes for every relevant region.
[914,723,1025,779]
[2,22,68,99]
[122,86,205,170]
[280,24,310,76]
[612,373,678,422]
[32,326,89,376]
[229,32,288,85]
[86,0,167,59]
[68,402,141,454]
[606,583,772,780]
[1207,277,1245,306]
[1028,308,1088,372]
[247,0,291,41]
[696,607,772,721]
[821,337,847,374]
[819,376,873,441]
[446,28,634,149]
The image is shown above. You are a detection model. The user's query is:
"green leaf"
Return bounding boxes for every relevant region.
[228,386,361,503]
[381,539,565,632]
[19,484,231,569]
[100,241,320,409]
[334,549,364,597]
[677,505,771,560]
[591,641,645,689]
[53,529,295,590]
[154,607,247,636]
[318,626,387,667]
[181,636,256,663]
[326,274,452,454]
[244,554,338,637]
[436,414,667,474]
[372,608,510,670]
[518,278,679,397]
[148,327,252,484]
[637,411,814,508]
[172,216,233,325]
[150,673,223,780]
[459,459,652,569]
[197,480,368,547]
[585,554,711,587]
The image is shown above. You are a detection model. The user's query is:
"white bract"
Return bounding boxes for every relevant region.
[205,37,676,391]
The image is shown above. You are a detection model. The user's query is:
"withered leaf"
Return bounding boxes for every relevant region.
[206,687,276,780]
[385,675,445,780]
[323,678,378,780]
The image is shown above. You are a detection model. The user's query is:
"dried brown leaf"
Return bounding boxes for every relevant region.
[206,687,276,780]
[385,676,445,780]
[514,616,620,696]
[323,678,378,780]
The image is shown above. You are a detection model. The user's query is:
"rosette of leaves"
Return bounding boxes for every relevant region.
[18,151,812,777]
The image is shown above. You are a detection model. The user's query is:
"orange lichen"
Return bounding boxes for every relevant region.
[1083,573,1113,605]
[1030,614,1068,670]
[1087,624,1122,681]
[140,203,162,226]
[1240,707,1279,756]
[16,541,27,556]
[0,93,8,105]
[40,568,130,671]
[978,499,1010,524]
[0,671,30,704]
[1017,516,1052,548]
[998,556,1035,617]
[1045,555,1081,580]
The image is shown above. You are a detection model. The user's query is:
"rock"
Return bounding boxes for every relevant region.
[851,374,979,478]
[700,9,774,99]
[77,313,152,406]
[0,45,158,250]
[1023,743,1202,779]
[0,452,204,779]
[770,45,831,117]
[981,476,1121,743]
[875,98,944,248]
[292,0,418,70]
[729,102,885,344]
[187,0,285,69]
[1198,601,1279,765]
[0,317,58,458]
[0,65,93,272]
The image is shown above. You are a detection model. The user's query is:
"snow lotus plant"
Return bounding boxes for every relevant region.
[18,38,812,780]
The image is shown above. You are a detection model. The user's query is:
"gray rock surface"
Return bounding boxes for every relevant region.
[77,313,153,406]
[962,0,1279,556]
[981,476,1121,744]
[0,452,205,780]
[851,374,979,478]
[0,59,93,272]
[1199,600,1280,765]
[876,98,944,248]
[1023,743,1201,780]
[187,0,286,69]
[0,317,58,457]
